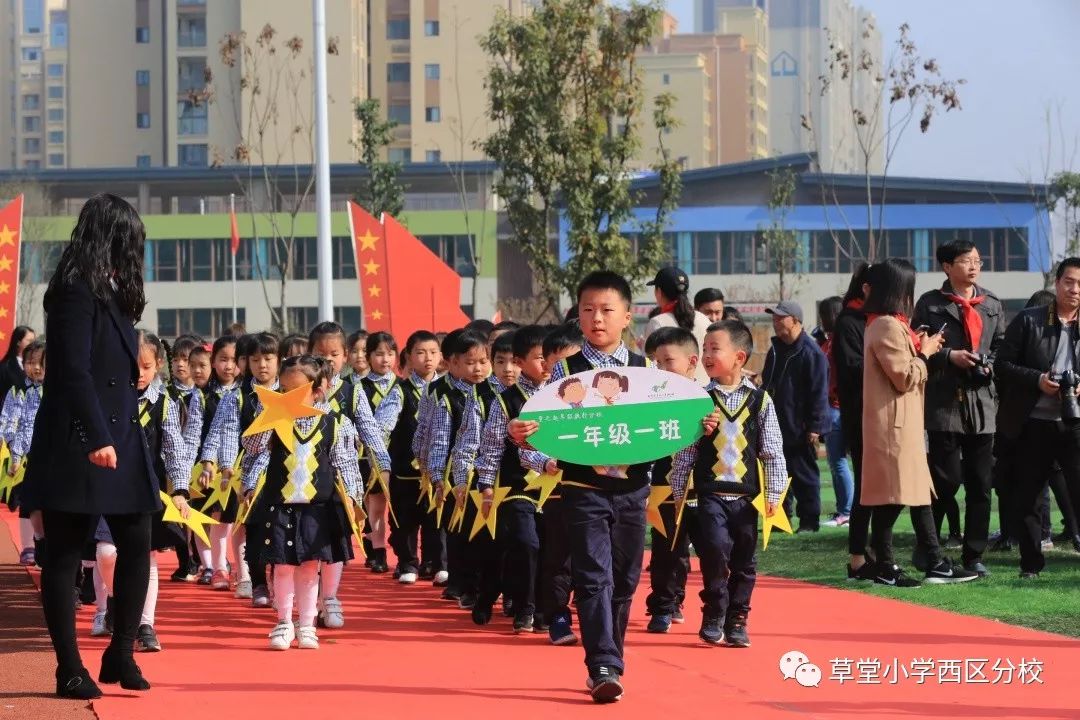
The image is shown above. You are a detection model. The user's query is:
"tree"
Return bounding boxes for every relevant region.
[1021,103,1078,288]
[759,168,800,300]
[805,20,964,262]
[1049,171,1080,260]
[353,98,406,219]
[480,0,681,314]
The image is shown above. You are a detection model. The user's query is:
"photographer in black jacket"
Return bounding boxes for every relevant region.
[912,240,1005,577]
[995,257,1080,578]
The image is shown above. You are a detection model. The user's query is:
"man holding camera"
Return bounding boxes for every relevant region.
[913,240,1005,578]
[996,257,1080,578]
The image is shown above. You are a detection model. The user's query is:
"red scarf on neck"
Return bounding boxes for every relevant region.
[942,289,984,350]
[846,298,865,311]
[866,313,921,352]
[659,300,677,315]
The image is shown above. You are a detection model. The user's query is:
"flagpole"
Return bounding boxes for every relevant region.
[230,193,237,324]
[313,0,333,322]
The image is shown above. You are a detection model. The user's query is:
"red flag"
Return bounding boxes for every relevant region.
[229,208,241,256]
[0,195,23,358]
[347,202,391,332]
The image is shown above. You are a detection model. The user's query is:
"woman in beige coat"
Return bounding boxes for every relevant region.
[855,259,979,587]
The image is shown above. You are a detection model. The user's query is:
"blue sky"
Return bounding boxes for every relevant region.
[665,0,1080,183]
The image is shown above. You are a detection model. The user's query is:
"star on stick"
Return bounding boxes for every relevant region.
[186,464,206,500]
[160,491,219,546]
[233,474,265,529]
[202,474,233,513]
[366,462,396,527]
[418,472,434,511]
[524,469,561,508]
[434,476,453,527]
[646,484,672,538]
[243,383,324,452]
[468,486,509,541]
[671,477,694,551]
[751,471,793,549]
[336,480,366,558]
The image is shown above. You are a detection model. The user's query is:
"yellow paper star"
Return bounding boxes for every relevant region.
[370,309,383,321]
[0,255,12,272]
[671,476,694,550]
[160,491,219,546]
[467,486,510,541]
[363,259,380,276]
[366,462,397,526]
[434,477,453,527]
[358,230,378,252]
[524,469,561,508]
[234,473,265,528]
[0,225,16,247]
[448,472,470,532]
[202,475,233,513]
[368,284,381,298]
[336,480,366,557]
[646,484,672,538]
[751,474,793,550]
[243,383,325,452]
[186,463,207,499]
[418,472,433,510]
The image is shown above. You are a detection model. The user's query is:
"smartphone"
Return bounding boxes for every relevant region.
[915,324,931,333]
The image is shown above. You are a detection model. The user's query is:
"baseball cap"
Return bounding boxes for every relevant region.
[646,266,690,298]
[766,300,803,323]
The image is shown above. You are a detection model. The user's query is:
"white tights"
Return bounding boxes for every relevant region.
[273,562,319,627]
[96,543,159,625]
[319,561,343,601]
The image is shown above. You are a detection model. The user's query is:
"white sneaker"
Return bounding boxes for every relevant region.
[433,570,450,586]
[399,572,418,584]
[269,620,295,650]
[320,597,345,629]
[91,612,110,637]
[235,580,253,599]
[296,625,319,649]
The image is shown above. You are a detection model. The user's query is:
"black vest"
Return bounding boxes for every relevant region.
[691,387,766,497]
[389,377,425,477]
[238,378,258,435]
[429,377,472,480]
[198,385,230,445]
[326,377,358,425]
[557,351,650,492]
[496,384,536,499]
[265,414,338,504]
[138,393,169,492]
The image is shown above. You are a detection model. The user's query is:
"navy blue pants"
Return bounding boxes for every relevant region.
[388,476,423,573]
[562,483,648,675]
[645,500,692,616]
[538,499,573,619]
[782,442,821,530]
[497,499,540,618]
[694,494,757,619]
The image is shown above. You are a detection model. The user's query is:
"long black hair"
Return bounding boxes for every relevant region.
[656,285,696,331]
[44,193,147,320]
[818,296,843,334]
[2,326,34,364]
[841,262,871,306]
[863,258,917,317]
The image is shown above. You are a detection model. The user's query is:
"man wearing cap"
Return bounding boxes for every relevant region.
[643,266,712,384]
[762,300,830,532]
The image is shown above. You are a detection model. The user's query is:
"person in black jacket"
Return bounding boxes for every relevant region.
[0,325,36,399]
[995,257,1080,578]
[22,194,162,699]
[762,301,829,532]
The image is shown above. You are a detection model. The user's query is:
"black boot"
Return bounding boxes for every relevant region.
[98,645,151,691]
[79,567,96,605]
[56,667,102,700]
[370,548,389,574]
[362,538,374,567]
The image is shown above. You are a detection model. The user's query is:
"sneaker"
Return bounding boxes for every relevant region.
[548,612,578,646]
[370,549,389,574]
[873,563,922,588]
[990,537,1015,552]
[269,621,295,650]
[501,597,515,617]
[197,569,214,586]
[457,593,476,610]
[646,614,672,633]
[513,613,535,634]
[170,567,192,583]
[942,533,964,550]
[104,597,114,634]
[392,566,403,580]
[252,585,271,608]
[418,562,437,581]
[135,624,162,652]
[319,597,345,629]
[672,606,685,624]
[587,666,624,703]
[91,612,110,637]
[471,605,492,626]
[398,572,418,585]
[795,525,819,534]
[847,561,877,582]
[441,587,462,601]
[433,570,450,587]
[823,514,849,527]
[1041,539,1055,551]
[723,614,750,648]
[18,548,34,566]
[925,558,979,584]
[534,613,549,632]
[699,614,724,645]
[296,625,319,650]
[963,561,991,578]
[1019,571,1040,580]
[235,580,253,599]
[210,570,230,591]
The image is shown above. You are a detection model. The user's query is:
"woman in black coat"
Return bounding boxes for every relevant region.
[23,194,161,700]
[0,325,36,398]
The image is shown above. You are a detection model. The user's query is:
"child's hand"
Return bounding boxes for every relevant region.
[380,470,390,490]
[480,487,494,518]
[88,445,118,469]
[221,467,234,481]
[453,484,467,505]
[243,489,253,503]
[508,419,538,444]
[766,501,778,518]
[171,494,191,520]
[702,410,722,435]
[434,482,445,504]
[544,459,559,475]
[7,459,19,477]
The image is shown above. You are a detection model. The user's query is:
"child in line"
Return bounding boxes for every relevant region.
[163,334,204,582]
[347,330,370,386]
[669,320,788,648]
[187,344,212,391]
[6,340,46,565]
[240,355,365,651]
[280,333,308,359]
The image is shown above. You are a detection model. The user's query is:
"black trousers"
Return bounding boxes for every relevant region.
[846,437,874,558]
[420,490,446,572]
[562,484,647,675]
[927,431,994,564]
[645,501,690,616]
[388,476,424,573]
[1013,420,1080,573]
[869,504,941,569]
[245,511,268,589]
[695,495,757,619]
[782,442,821,530]
[41,511,151,675]
[538,499,573,620]
[496,499,541,617]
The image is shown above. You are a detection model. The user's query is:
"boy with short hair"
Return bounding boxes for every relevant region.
[670,320,788,648]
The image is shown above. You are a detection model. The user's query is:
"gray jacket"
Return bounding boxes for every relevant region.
[912,282,1006,434]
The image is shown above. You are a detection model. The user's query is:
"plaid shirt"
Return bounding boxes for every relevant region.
[475,375,550,489]
[669,378,787,504]
[410,374,436,466]
[171,378,195,398]
[426,375,475,480]
[358,371,403,440]
[0,383,27,446]
[141,379,192,492]
[240,403,363,502]
[334,376,393,471]
[449,377,508,488]
[8,383,42,464]
[547,341,631,384]
[196,382,240,466]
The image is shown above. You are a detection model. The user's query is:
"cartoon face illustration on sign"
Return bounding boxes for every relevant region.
[592,370,629,406]
[558,377,587,408]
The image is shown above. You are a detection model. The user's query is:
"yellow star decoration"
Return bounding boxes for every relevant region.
[160,491,219,546]
[358,230,378,252]
[0,307,8,319]
[646,484,672,539]
[0,282,10,295]
[186,463,207,499]
[0,255,12,272]
[751,472,793,550]
[434,476,454,527]
[418,472,433,510]
[370,309,383,321]
[468,486,510,541]
[336,480,367,558]
[448,471,471,532]
[0,443,12,504]
[202,476,234,513]
[524,469,561,508]
[671,477,694,550]
[0,225,16,247]
[243,383,325,452]
[368,284,381,298]
[233,473,265,529]
[363,259,380,276]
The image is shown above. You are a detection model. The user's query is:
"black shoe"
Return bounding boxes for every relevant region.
[911,544,931,572]
[98,646,151,691]
[441,587,462,601]
[418,562,436,581]
[56,668,102,700]
[104,597,114,634]
[795,525,819,534]
[925,558,979,584]
[169,567,191,582]
[370,549,389,574]
[513,613,535,634]
[533,613,549,632]
[699,613,724,645]
[1071,535,1080,554]
[989,537,1015,552]
[873,563,922,588]
[471,605,492,626]
[672,606,685,624]
[942,533,964,550]
[196,569,213,585]
[723,613,751,648]
[79,569,96,605]
[362,538,374,567]
[392,566,403,580]
[963,560,991,578]
[501,597,515,617]
[587,666,624,703]
[458,592,477,610]
[847,560,877,582]
[34,536,47,568]
[1019,571,1040,580]
[135,624,162,652]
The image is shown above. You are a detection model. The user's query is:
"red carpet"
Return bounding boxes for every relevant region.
[4,510,1079,720]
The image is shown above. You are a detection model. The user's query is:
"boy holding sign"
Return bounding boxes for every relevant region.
[669,320,788,648]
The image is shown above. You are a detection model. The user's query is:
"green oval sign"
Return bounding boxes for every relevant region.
[519,366,714,466]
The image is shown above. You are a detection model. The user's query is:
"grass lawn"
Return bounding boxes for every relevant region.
[751,461,1080,638]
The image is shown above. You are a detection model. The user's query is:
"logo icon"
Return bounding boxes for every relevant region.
[779,650,821,688]
[651,380,669,393]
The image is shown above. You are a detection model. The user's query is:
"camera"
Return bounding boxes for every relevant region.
[1059,370,1080,421]
[968,353,993,386]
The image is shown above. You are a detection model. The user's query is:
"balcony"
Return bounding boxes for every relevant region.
[178,28,206,48]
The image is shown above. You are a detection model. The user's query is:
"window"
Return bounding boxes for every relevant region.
[136,154,151,168]
[386,19,410,39]
[22,0,43,33]
[287,307,362,333]
[387,62,410,82]
[136,70,150,86]
[23,116,41,132]
[22,94,40,110]
[48,10,67,47]
[388,148,411,163]
[424,20,439,36]
[156,308,246,340]
[662,73,670,85]
[23,138,41,154]
[419,234,476,277]
[388,103,411,124]
[23,159,40,170]
[178,144,208,167]
[288,236,358,280]
[47,85,63,99]
[47,152,63,166]
[424,63,440,80]
[177,15,206,47]
[47,130,62,143]
[177,100,208,135]
[692,233,719,275]
[21,47,41,62]
[136,26,150,43]
[178,58,207,93]
[136,112,151,128]
[425,150,441,163]
[47,63,63,77]
[47,108,63,122]
[425,106,440,122]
